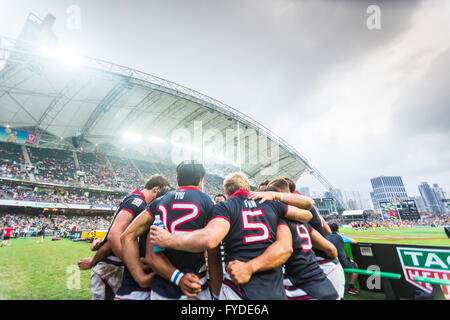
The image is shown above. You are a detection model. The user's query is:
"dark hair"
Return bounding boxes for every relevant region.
[282,177,296,193]
[145,174,170,190]
[176,160,206,187]
[214,193,227,201]
[256,180,270,191]
[267,178,290,193]
[329,222,339,232]
[264,185,278,192]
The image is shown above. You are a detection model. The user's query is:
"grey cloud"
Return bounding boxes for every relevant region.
[392,47,450,136]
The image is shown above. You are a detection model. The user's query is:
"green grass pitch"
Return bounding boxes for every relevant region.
[0,238,92,300]
[340,226,449,246]
[0,227,448,300]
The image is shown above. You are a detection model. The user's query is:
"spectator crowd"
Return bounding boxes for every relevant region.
[0,141,225,194]
[0,213,112,239]
[0,185,124,206]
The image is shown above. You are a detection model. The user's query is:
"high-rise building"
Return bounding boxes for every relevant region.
[298,187,310,197]
[370,176,409,209]
[414,196,428,213]
[418,182,445,213]
[432,184,446,212]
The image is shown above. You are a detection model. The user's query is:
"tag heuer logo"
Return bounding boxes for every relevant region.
[396,247,450,299]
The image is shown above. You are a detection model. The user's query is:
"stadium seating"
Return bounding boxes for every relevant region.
[77,152,117,190]
[26,146,77,185]
[1,141,227,203]
[107,155,143,190]
[0,141,29,180]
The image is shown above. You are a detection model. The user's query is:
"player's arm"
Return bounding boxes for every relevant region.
[149,217,230,252]
[340,234,357,244]
[90,237,103,251]
[310,228,337,259]
[249,191,314,210]
[107,210,134,260]
[321,216,332,237]
[206,245,223,299]
[248,192,313,222]
[120,210,154,288]
[144,242,203,297]
[284,205,313,223]
[226,223,293,285]
[78,240,113,270]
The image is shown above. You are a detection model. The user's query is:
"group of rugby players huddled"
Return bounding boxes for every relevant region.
[78,160,353,300]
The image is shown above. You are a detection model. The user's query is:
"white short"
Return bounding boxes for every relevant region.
[90,261,124,300]
[283,277,310,300]
[219,272,245,300]
[317,258,345,299]
[114,290,152,300]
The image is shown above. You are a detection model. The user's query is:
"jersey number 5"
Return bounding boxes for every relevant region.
[242,209,270,244]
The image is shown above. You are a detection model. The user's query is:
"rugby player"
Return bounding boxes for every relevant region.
[256,179,270,191]
[149,172,314,300]
[36,223,47,243]
[264,177,345,299]
[214,193,227,203]
[121,161,220,300]
[78,174,170,300]
[251,179,339,300]
[1,224,13,247]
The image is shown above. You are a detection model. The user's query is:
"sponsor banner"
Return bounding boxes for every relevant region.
[351,242,450,299]
[89,205,115,210]
[0,199,116,211]
[397,247,450,299]
[0,126,36,145]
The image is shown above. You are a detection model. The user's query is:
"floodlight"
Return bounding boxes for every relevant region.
[149,136,165,144]
[38,45,83,68]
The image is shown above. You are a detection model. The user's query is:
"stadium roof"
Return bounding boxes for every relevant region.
[0,13,341,198]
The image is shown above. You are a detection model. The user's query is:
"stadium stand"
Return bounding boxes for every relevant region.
[107,155,143,191]
[0,141,29,180]
[77,151,117,190]
[1,141,226,208]
[0,184,124,206]
[26,146,78,186]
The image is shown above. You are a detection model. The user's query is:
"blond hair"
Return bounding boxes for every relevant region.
[223,172,250,195]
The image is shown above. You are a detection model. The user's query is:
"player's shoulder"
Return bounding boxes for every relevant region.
[120,193,146,213]
[260,199,286,212]
[197,189,213,201]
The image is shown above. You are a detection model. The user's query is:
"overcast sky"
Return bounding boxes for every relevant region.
[1,0,449,199]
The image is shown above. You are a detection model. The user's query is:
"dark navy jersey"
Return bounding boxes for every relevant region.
[309,206,324,236]
[326,232,352,268]
[148,186,215,299]
[101,189,148,294]
[284,221,325,285]
[211,189,288,300]
[117,229,151,294]
[102,189,147,248]
[309,206,329,259]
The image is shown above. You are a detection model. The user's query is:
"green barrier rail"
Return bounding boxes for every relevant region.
[343,268,401,280]
[415,276,450,286]
[343,268,402,300]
